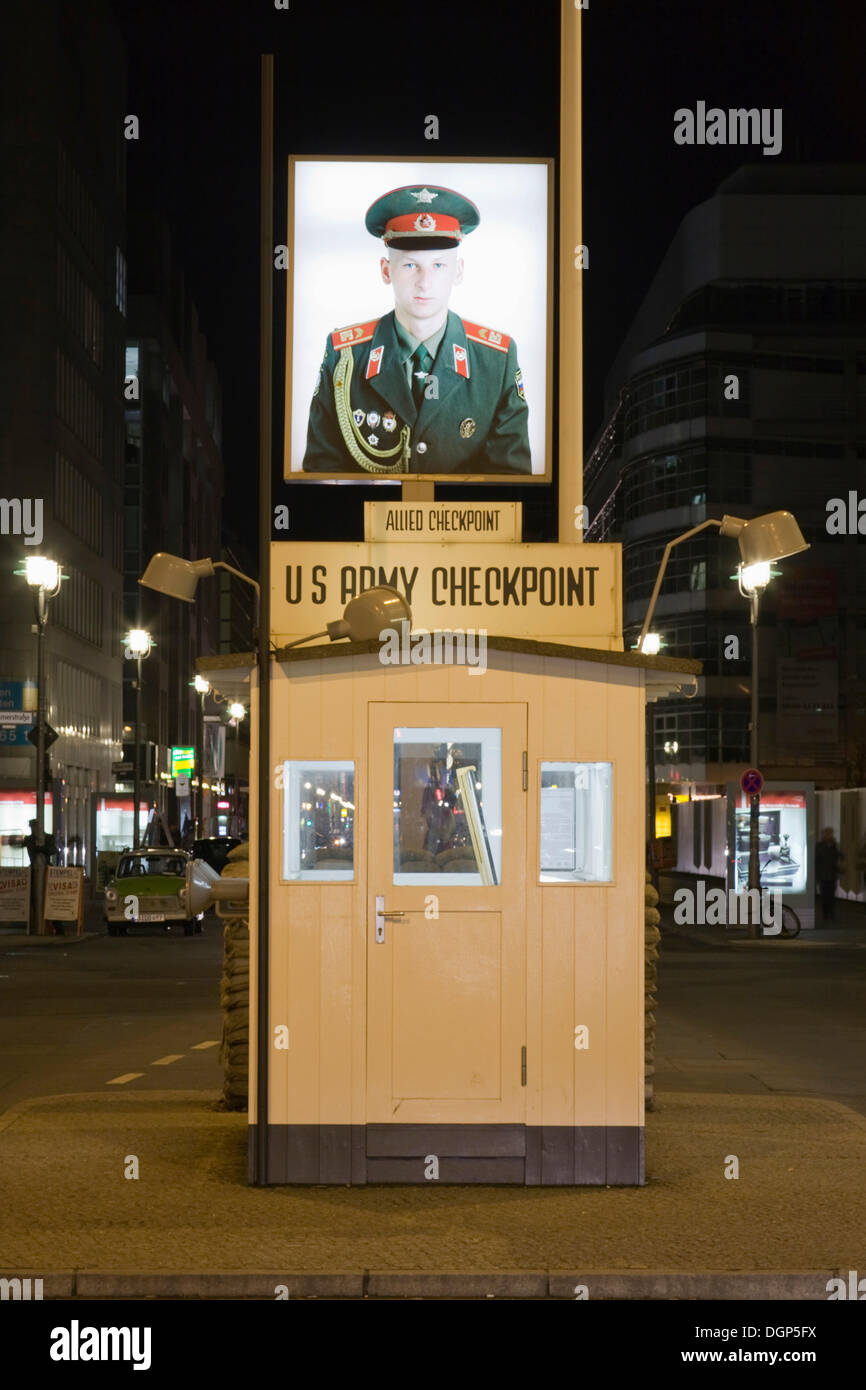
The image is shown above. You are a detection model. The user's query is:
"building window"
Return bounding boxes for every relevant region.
[54,569,103,648]
[54,452,103,552]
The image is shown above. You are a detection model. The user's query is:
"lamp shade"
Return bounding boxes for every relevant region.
[735,511,809,568]
[326,585,412,641]
[139,553,216,603]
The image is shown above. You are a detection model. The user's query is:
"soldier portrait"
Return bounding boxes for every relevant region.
[287,160,551,479]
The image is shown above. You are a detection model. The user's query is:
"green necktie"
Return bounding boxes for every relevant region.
[411,344,433,407]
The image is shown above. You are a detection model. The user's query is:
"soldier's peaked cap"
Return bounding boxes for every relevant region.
[365,185,480,249]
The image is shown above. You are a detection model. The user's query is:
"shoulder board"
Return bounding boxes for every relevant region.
[330,319,379,351]
[462,319,511,352]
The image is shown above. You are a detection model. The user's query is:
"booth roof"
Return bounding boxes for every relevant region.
[196,640,701,704]
[271,635,702,675]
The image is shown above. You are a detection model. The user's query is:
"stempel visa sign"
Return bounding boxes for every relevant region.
[271,542,622,649]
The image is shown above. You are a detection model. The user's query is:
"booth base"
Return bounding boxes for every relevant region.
[249,1124,645,1186]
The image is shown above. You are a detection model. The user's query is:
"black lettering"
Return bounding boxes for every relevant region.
[285,565,302,604]
[311,564,327,604]
[340,567,357,604]
[468,568,481,604]
[432,567,448,605]
[586,566,598,604]
[567,568,584,604]
[501,567,520,605]
[450,566,467,603]
[484,569,501,604]
[521,568,538,604]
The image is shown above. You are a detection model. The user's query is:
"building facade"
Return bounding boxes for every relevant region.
[0,1,127,871]
[586,166,866,796]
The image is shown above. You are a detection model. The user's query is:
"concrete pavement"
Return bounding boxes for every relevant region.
[0,1085,864,1297]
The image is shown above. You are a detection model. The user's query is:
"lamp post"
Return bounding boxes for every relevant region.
[193,674,210,837]
[739,561,772,934]
[639,510,809,935]
[228,702,246,836]
[124,629,153,850]
[23,556,62,935]
[139,548,413,1186]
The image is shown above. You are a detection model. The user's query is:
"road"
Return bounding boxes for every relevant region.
[0,919,224,1115]
[656,933,866,1116]
[2,918,865,1123]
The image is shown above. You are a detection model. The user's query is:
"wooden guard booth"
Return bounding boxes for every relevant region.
[244,633,699,1185]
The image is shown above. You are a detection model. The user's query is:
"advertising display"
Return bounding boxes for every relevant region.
[285,157,553,482]
[726,783,815,928]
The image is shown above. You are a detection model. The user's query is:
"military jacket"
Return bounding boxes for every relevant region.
[302,309,531,475]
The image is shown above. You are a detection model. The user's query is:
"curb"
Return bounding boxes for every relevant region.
[6,1271,842,1300]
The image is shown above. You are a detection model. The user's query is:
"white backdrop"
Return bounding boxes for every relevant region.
[288,158,550,475]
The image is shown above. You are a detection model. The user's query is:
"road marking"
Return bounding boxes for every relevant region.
[107,1072,144,1085]
[151,1054,184,1066]
[190,1040,220,1050]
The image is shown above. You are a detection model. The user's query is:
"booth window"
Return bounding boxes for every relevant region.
[282,761,354,881]
[540,762,613,883]
[393,727,502,886]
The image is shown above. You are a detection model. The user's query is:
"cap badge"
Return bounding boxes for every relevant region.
[458,418,476,439]
[410,188,437,203]
[414,213,436,232]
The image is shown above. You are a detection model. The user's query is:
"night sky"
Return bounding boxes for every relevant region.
[114,0,866,551]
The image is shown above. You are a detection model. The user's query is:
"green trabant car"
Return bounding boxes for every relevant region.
[103,848,203,936]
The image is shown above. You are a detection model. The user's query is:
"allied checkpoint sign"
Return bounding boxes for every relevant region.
[271,541,622,649]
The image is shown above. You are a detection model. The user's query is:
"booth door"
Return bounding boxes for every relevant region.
[367,703,527,1142]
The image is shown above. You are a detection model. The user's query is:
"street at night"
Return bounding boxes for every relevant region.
[2,0,866,1365]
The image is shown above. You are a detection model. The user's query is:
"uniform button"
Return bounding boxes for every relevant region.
[416,442,427,455]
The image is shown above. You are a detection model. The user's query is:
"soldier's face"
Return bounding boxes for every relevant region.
[381,247,464,322]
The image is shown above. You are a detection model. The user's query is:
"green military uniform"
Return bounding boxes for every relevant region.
[301,182,531,476]
[302,308,530,475]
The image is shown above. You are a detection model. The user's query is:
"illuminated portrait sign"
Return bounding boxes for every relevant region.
[284,157,553,483]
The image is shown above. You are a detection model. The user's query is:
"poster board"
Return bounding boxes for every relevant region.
[0,868,31,926]
[44,867,85,933]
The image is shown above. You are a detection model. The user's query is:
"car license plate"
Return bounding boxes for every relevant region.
[135,913,165,922]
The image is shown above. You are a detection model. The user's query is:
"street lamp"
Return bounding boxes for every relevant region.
[123,628,153,850]
[21,556,62,935]
[639,509,808,935]
[228,702,246,836]
[192,674,210,838]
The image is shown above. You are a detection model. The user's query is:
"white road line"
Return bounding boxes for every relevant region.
[151,1054,184,1066]
[107,1072,144,1085]
[190,1040,220,1050]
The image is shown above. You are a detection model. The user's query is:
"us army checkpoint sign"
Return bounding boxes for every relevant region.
[271,541,622,649]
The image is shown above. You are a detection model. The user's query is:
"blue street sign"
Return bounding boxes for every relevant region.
[0,681,36,747]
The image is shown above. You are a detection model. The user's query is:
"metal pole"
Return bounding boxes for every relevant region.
[747,589,761,936]
[33,587,47,935]
[255,52,274,1186]
[133,653,142,850]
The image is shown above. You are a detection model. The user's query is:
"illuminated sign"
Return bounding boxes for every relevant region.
[170,746,195,776]
[285,157,553,484]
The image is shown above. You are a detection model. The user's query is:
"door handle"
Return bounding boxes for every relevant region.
[375,894,406,943]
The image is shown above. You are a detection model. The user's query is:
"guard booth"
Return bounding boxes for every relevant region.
[213,530,700,1187]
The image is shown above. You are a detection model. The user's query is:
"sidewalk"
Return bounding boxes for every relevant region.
[658,881,866,951]
[1,1086,864,1298]
[0,897,107,946]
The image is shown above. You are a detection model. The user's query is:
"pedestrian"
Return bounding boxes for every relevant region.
[815,826,843,923]
[302,184,531,475]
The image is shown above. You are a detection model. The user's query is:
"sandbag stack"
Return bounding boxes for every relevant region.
[219,843,250,1110]
[644,872,660,1111]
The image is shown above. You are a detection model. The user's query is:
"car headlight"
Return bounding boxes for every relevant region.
[105,888,117,902]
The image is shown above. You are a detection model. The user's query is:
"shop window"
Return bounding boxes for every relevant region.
[540,762,613,883]
[393,727,502,886]
[282,761,354,881]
